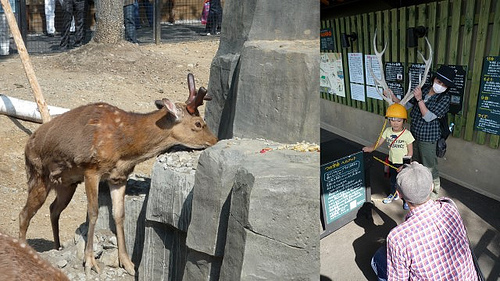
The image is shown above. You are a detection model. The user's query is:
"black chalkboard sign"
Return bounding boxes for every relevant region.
[446,65,467,115]
[385,62,405,99]
[320,28,335,52]
[475,56,500,135]
[409,63,432,93]
[320,151,367,238]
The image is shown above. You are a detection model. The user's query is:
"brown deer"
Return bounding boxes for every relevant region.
[19,73,218,276]
[0,231,69,280]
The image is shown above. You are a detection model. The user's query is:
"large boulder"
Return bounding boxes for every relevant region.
[205,0,319,144]
[186,138,320,280]
[139,151,202,281]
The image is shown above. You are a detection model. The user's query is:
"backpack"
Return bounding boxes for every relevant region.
[436,93,451,157]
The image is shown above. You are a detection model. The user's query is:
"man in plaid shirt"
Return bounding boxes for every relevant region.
[371,162,478,280]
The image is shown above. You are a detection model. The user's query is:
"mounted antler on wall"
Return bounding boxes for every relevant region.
[369,31,433,107]
[368,31,394,105]
[400,38,433,106]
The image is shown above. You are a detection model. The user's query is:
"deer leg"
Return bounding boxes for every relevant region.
[109,182,135,276]
[83,171,101,275]
[19,176,50,241]
[49,183,77,250]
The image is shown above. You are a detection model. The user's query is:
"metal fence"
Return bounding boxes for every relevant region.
[1,0,220,55]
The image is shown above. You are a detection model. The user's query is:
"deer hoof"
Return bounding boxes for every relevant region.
[120,260,136,276]
[85,257,101,275]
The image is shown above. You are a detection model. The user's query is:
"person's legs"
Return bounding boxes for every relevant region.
[60,0,73,48]
[73,0,85,46]
[144,0,153,26]
[215,7,222,33]
[0,14,10,55]
[134,0,140,28]
[124,4,137,43]
[415,140,440,198]
[45,0,56,35]
[383,163,402,204]
[371,245,388,281]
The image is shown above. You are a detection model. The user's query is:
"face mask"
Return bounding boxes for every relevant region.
[433,82,447,94]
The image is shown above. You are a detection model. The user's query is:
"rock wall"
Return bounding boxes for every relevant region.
[138,139,319,280]
[205,0,320,144]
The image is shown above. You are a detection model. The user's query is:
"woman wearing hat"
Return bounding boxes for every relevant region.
[389,65,456,198]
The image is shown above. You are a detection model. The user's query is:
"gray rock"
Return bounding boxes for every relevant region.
[220,158,319,280]
[205,0,319,144]
[139,150,202,281]
[185,138,319,280]
[56,259,68,268]
[100,248,119,268]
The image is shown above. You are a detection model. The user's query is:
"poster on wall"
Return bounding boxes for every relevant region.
[366,86,382,100]
[320,28,335,52]
[364,54,381,87]
[474,56,500,135]
[320,53,346,97]
[350,83,366,102]
[348,53,365,84]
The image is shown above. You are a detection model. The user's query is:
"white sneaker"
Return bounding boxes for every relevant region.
[393,193,400,201]
[383,194,396,204]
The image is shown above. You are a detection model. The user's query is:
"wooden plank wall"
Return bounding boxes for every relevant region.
[321,0,500,149]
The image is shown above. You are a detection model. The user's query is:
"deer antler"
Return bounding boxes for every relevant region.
[186,73,209,114]
[400,37,433,106]
[369,31,394,105]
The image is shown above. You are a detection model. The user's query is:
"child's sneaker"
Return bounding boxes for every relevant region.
[403,201,409,210]
[393,193,400,201]
[383,193,396,204]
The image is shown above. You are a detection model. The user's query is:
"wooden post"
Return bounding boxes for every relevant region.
[0,0,51,123]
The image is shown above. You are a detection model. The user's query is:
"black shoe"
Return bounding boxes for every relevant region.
[47,33,54,37]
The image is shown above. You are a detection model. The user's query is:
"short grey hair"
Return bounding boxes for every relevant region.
[396,162,433,204]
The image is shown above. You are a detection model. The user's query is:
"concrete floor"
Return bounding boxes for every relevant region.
[320,129,500,281]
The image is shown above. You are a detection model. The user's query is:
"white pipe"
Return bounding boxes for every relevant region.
[0,94,69,123]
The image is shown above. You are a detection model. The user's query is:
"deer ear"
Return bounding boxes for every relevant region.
[156,98,182,121]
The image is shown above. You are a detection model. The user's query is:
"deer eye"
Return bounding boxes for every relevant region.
[195,121,202,128]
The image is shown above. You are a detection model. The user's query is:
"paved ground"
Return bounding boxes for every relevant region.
[320,129,500,281]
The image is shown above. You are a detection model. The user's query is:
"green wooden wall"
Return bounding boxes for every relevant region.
[321,0,500,149]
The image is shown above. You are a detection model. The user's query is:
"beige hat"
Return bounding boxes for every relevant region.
[396,162,432,204]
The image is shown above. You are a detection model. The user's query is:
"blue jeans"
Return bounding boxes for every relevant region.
[371,245,388,281]
[124,4,137,43]
[389,162,402,194]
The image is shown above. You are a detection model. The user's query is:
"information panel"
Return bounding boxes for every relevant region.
[447,65,467,115]
[385,62,405,99]
[409,63,431,92]
[320,28,335,52]
[321,151,366,236]
[475,56,500,135]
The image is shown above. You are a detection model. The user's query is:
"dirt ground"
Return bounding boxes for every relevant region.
[0,38,218,255]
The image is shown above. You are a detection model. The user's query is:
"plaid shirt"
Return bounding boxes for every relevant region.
[386,198,478,280]
[409,87,450,142]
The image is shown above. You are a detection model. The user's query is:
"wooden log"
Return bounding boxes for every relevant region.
[0,94,69,123]
[0,0,51,123]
